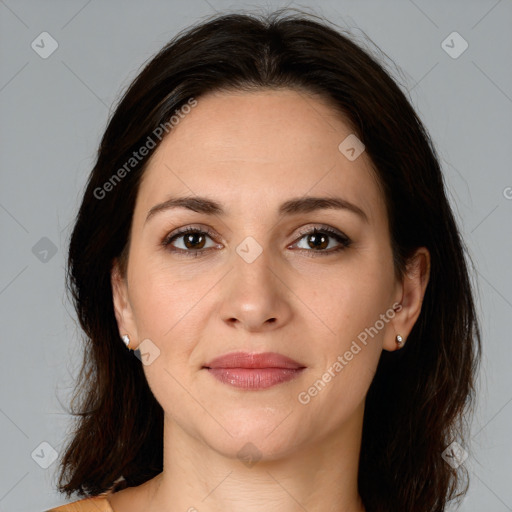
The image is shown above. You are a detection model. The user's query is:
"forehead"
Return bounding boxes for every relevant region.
[135,88,385,225]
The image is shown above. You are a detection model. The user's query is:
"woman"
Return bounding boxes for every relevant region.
[47,8,481,512]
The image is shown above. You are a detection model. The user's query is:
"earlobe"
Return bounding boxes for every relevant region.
[384,247,431,351]
[111,259,138,346]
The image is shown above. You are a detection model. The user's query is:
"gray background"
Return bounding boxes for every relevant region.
[0,0,511,511]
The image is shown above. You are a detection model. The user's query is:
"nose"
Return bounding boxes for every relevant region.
[219,243,293,333]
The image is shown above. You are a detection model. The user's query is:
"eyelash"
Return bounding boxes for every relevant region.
[161,224,352,258]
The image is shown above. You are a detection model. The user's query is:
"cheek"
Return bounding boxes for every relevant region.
[297,258,394,337]
[295,254,394,405]
[293,333,381,444]
[130,270,208,406]
[129,253,212,338]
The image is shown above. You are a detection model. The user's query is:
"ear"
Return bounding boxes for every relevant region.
[111,259,139,349]
[383,247,431,351]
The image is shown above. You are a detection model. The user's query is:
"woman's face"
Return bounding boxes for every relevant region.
[112,88,416,461]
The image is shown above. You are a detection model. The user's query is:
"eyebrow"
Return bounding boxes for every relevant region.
[145,195,369,224]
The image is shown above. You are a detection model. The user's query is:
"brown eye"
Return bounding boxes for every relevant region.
[181,232,207,250]
[292,226,352,255]
[162,227,218,256]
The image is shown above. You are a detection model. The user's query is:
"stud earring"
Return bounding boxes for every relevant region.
[121,334,130,349]
[396,334,404,348]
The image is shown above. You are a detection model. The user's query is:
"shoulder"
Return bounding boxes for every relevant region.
[45,495,113,512]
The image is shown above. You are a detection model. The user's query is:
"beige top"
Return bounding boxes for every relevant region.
[45,495,114,512]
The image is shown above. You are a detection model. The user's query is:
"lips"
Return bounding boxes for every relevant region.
[203,352,306,390]
[203,351,304,370]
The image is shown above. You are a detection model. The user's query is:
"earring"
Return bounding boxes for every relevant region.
[121,334,130,349]
[396,334,404,348]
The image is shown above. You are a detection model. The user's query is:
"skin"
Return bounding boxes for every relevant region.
[109,88,430,512]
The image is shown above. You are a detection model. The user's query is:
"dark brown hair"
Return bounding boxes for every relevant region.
[58,8,481,512]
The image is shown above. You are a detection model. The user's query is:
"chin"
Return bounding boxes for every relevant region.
[199,413,304,461]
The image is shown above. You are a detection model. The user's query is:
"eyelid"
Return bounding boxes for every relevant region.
[162,224,220,246]
[292,224,350,243]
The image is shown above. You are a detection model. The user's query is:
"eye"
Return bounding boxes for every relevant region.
[290,225,352,256]
[161,224,352,258]
[162,226,219,257]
